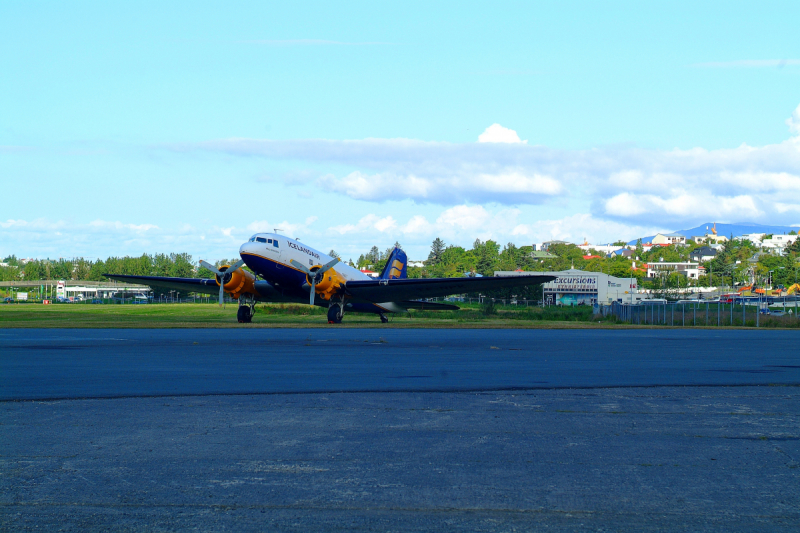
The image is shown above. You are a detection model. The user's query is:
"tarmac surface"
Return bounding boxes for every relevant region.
[2,328,800,531]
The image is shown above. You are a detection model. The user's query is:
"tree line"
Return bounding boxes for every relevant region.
[3,234,798,293]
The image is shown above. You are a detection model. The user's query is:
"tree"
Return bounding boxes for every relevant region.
[427,238,446,266]
[328,250,340,259]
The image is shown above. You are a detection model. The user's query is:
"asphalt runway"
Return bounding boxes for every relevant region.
[2,329,800,400]
[2,329,800,531]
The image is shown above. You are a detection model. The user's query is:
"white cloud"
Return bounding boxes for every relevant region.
[176,104,800,227]
[88,220,159,232]
[436,205,491,230]
[400,215,434,236]
[330,214,398,235]
[478,124,527,144]
[603,192,762,220]
[246,216,318,237]
[788,104,800,135]
[510,213,664,245]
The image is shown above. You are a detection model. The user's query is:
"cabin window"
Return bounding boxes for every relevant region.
[256,237,267,243]
[309,259,313,266]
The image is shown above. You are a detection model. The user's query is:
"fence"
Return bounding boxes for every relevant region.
[608,299,800,327]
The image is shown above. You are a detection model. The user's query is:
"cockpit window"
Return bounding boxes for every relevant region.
[273,240,279,248]
[248,237,256,242]
[267,239,272,244]
[256,237,267,243]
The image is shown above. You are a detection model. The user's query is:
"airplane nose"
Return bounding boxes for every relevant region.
[239,241,256,254]
[239,242,257,265]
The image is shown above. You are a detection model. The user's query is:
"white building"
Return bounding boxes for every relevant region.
[739,233,766,245]
[760,234,798,254]
[646,261,702,280]
[494,268,642,305]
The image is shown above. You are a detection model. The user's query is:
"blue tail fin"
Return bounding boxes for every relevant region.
[379,247,407,279]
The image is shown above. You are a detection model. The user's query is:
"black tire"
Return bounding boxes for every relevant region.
[237,306,252,323]
[327,303,342,324]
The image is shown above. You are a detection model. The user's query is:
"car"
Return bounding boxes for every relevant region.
[91,299,104,304]
[2,297,13,303]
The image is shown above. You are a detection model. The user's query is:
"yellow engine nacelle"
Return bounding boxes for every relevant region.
[306,266,347,301]
[217,265,256,300]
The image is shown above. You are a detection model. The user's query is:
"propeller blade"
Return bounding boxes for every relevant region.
[219,282,224,307]
[290,258,339,307]
[290,259,312,275]
[200,260,221,275]
[228,259,245,273]
[316,258,340,277]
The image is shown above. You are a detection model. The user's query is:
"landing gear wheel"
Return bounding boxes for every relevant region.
[379,313,389,324]
[327,303,343,324]
[237,305,253,323]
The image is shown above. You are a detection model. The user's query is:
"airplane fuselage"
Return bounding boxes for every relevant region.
[238,233,404,314]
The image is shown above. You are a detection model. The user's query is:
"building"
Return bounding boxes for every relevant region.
[689,246,717,262]
[646,261,702,279]
[761,234,798,254]
[651,233,686,246]
[494,268,642,305]
[540,240,570,251]
[359,268,380,279]
[739,233,766,245]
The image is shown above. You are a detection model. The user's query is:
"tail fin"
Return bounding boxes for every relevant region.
[379,247,407,279]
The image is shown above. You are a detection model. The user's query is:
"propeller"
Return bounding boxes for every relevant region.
[200,259,245,306]
[290,257,340,305]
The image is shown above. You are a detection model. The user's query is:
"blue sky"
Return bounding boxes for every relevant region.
[2,1,799,262]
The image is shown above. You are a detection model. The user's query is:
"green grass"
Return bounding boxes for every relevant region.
[0,301,618,329]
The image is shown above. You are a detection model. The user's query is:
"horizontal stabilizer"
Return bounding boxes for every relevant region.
[398,300,460,311]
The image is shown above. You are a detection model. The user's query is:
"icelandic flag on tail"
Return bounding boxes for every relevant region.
[379,247,408,280]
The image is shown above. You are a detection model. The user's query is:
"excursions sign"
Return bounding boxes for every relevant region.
[545,275,598,292]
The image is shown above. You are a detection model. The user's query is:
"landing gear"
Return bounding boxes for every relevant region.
[237,296,256,323]
[379,313,389,324]
[327,303,343,324]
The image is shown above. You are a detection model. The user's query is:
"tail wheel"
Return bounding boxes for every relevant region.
[327,303,343,324]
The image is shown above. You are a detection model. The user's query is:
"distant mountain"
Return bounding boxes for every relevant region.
[628,222,798,245]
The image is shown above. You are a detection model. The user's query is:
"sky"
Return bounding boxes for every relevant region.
[2,1,800,263]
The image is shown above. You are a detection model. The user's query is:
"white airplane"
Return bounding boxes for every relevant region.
[106,233,555,323]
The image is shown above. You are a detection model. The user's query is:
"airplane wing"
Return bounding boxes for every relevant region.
[104,274,222,296]
[344,274,556,303]
[104,274,303,303]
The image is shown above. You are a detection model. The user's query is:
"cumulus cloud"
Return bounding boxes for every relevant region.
[509,213,664,245]
[478,124,527,144]
[247,216,318,237]
[330,214,397,235]
[88,220,159,232]
[172,105,800,227]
